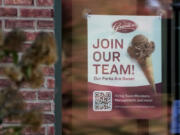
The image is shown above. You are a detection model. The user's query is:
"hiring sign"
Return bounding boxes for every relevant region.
[88,15,162,119]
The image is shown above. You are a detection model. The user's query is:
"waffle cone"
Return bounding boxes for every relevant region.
[139,56,156,93]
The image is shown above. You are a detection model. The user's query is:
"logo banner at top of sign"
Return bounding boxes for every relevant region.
[88,15,162,119]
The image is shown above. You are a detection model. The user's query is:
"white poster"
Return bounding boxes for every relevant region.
[88,15,162,119]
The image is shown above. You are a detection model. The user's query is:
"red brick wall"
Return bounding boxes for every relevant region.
[0,0,55,135]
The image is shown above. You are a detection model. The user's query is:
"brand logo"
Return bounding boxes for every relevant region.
[112,20,137,33]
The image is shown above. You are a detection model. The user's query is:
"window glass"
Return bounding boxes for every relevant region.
[62,0,173,135]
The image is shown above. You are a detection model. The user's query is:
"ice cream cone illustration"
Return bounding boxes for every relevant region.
[128,35,156,93]
[139,56,156,93]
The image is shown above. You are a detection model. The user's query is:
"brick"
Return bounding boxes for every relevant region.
[0,67,4,75]
[26,102,52,112]
[37,20,54,29]
[43,114,54,124]
[21,81,45,88]
[21,91,36,100]
[3,118,20,123]
[47,126,54,135]
[38,91,54,100]
[21,43,31,52]
[20,9,53,18]
[0,8,17,17]
[5,20,34,29]
[46,78,55,89]
[25,32,38,41]
[1,57,13,63]
[0,21,2,29]
[43,66,55,76]
[5,0,33,5]
[37,0,53,6]
[51,101,54,111]
[22,127,45,135]
[4,43,31,52]
[0,79,11,87]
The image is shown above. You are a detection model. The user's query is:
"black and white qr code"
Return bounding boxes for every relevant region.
[93,91,112,111]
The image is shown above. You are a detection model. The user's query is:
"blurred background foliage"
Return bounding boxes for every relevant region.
[0,29,57,135]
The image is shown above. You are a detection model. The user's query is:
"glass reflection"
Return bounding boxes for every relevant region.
[62,0,172,135]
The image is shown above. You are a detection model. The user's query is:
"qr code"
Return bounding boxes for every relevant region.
[93,91,112,111]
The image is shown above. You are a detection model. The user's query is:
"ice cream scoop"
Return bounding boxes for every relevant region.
[128,34,155,64]
[128,34,156,93]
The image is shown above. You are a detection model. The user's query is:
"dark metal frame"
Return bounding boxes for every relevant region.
[54,0,62,135]
[172,1,180,100]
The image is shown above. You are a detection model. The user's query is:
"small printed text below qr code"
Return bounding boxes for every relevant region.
[93,91,112,111]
